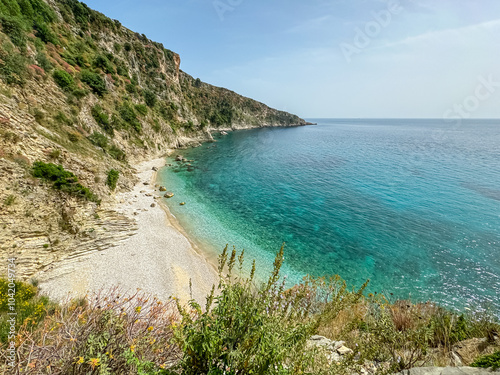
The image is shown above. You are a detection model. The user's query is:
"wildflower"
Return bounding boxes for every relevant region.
[88,358,100,369]
[76,357,84,365]
[147,326,154,331]
[135,306,142,313]
[130,345,136,352]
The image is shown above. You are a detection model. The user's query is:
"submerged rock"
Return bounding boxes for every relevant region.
[179,202,186,206]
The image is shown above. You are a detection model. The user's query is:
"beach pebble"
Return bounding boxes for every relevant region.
[151,203,156,208]
[164,192,174,198]
[180,202,186,206]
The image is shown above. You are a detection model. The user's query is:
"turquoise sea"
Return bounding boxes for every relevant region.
[158,119,500,313]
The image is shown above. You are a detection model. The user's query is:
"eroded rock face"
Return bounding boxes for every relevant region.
[306,335,354,364]
[452,338,498,366]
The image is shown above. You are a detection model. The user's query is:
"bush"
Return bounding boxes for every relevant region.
[91,105,112,134]
[174,245,319,374]
[11,290,179,374]
[0,15,26,47]
[80,69,107,96]
[88,131,108,149]
[106,169,119,190]
[135,103,148,116]
[118,102,141,132]
[144,89,156,107]
[53,69,74,90]
[32,161,99,202]
[125,83,136,94]
[36,51,53,72]
[93,54,114,74]
[472,351,500,370]
[0,278,55,343]
[0,44,27,85]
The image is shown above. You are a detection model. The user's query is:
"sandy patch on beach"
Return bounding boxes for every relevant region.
[37,158,218,304]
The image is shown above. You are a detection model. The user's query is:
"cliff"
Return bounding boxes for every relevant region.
[0,0,306,279]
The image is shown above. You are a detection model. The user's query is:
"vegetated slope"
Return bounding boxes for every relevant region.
[0,0,306,279]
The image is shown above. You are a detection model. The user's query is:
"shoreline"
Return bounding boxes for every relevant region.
[37,157,219,305]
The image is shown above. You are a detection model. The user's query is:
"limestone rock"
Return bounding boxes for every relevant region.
[164,192,174,198]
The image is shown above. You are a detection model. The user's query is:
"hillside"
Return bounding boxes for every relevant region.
[0,0,306,280]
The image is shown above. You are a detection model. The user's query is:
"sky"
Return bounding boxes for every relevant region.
[82,0,500,119]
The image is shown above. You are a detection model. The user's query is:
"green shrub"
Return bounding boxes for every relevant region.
[80,69,107,96]
[53,69,74,90]
[91,105,112,134]
[0,278,55,343]
[0,44,27,85]
[125,83,136,94]
[472,351,500,370]
[93,54,114,74]
[144,89,156,107]
[106,169,119,190]
[88,131,108,149]
[32,161,99,202]
[33,16,57,44]
[174,245,319,374]
[36,51,52,72]
[135,103,148,116]
[0,15,27,47]
[118,102,141,132]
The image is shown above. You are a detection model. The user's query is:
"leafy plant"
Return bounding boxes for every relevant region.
[32,161,99,202]
[80,69,107,96]
[53,69,74,90]
[91,105,112,134]
[471,351,500,370]
[174,245,318,375]
[106,169,119,190]
[88,131,108,149]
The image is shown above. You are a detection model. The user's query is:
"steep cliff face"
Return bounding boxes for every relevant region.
[0,0,306,279]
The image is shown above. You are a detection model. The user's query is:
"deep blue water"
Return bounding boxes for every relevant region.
[158,119,500,313]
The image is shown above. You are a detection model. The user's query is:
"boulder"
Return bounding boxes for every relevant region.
[175,155,183,161]
[164,192,174,198]
[159,186,167,192]
[150,203,156,208]
[152,166,158,171]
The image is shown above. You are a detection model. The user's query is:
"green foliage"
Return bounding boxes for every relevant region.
[32,161,99,202]
[0,43,28,85]
[53,69,74,90]
[33,16,57,44]
[210,100,234,126]
[80,69,107,96]
[0,278,55,343]
[91,104,112,134]
[118,101,141,132]
[125,82,136,94]
[135,103,148,116]
[174,245,318,375]
[144,89,156,107]
[106,168,119,190]
[88,131,108,149]
[36,51,52,72]
[93,53,115,74]
[472,351,500,370]
[0,15,27,47]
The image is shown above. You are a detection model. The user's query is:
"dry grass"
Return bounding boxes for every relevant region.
[3,288,181,374]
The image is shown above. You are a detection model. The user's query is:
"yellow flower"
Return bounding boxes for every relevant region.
[135,306,142,313]
[147,326,154,332]
[76,357,84,365]
[130,345,136,353]
[88,358,100,369]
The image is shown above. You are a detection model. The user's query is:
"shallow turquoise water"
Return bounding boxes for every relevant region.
[158,119,500,313]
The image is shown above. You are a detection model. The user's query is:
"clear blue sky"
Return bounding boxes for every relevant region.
[83,0,500,118]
